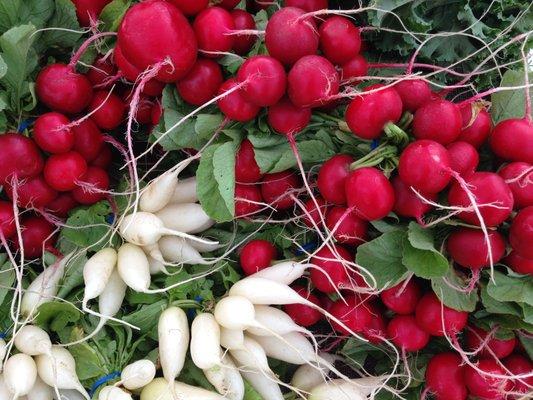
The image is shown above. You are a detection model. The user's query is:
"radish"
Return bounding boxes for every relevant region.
[190,313,222,370]
[340,54,369,83]
[0,376,11,399]
[72,119,104,163]
[235,139,262,184]
[394,79,432,112]
[168,0,208,16]
[284,0,327,11]
[14,325,52,356]
[504,251,533,276]
[465,326,516,358]
[310,245,351,293]
[504,354,533,394]
[36,64,93,114]
[98,386,132,400]
[391,176,435,223]
[231,9,256,55]
[250,261,310,285]
[88,91,126,130]
[6,175,58,210]
[46,193,78,218]
[284,286,322,327]
[247,305,312,337]
[235,184,262,217]
[4,353,38,397]
[237,56,287,107]
[302,197,327,228]
[220,327,245,350]
[91,143,112,169]
[490,118,533,163]
[425,352,467,400]
[26,377,54,400]
[290,353,336,393]
[155,203,214,233]
[193,7,235,56]
[308,377,386,400]
[380,279,421,315]
[415,292,468,336]
[214,296,260,331]
[458,103,492,148]
[117,0,197,82]
[158,307,190,386]
[43,151,87,191]
[203,354,244,400]
[464,358,510,399]
[141,378,225,400]
[236,369,283,400]
[218,0,241,10]
[217,79,260,122]
[509,206,533,259]
[412,99,462,144]
[82,247,117,305]
[117,243,151,291]
[325,207,368,245]
[0,200,16,239]
[319,16,361,64]
[329,295,373,335]
[72,166,109,205]
[448,172,514,227]
[446,141,479,176]
[159,236,210,265]
[387,315,429,351]
[228,336,271,373]
[177,59,223,106]
[446,228,506,269]
[0,133,44,184]
[261,171,301,210]
[499,162,533,208]
[71,0,112,26]
[170,176,198,204]
[265,7,319,66]
[317,155,354,205]
[86,57,116,87]
[33,112,74,154]
[287,55,339,108]
[267,97,312,135]
[345,167,395,220]
[120,360,156,391]
[16,216,56,259]
[239,240,277,276]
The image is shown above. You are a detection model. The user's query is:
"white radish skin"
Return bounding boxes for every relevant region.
[186,238,224,253]
[82,248,117,303]
[247,306,312,337]
[308,377,385,400]
[159,236,209,265]
[170,177,198,204]
[291,353,337,393]
[139,168,182,214]
[219,328,244,350]
[98,386,132,400]
[14,325,52,356]
[190,313,221,370]
[250,261,311,285]
[120,359,156,391]
[147,254,167,275]
[214,296,258,331]
[229,336,270,374]
[0,376,17,400]
[140,378,225,400]
[0,338,6,365]
[249,332,320,365]
[4,354,37,397]
[156,203,214,234]
[117,243,151,292]
[236,368,284,400]
[53,389,83,400]
[203,354,244,400]
[158,307,189,387]
[26,377,53,400]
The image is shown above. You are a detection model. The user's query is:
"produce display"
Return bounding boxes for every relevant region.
[0,0,531,399]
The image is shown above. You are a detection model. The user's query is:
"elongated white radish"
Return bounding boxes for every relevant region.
[140,378,225,400]
[308,377,386,400]
[170,177,198,204]
[158,307,189,388]
[249,332,319,365]
[174,382,226,400]
[229,336,271,374]
[139,171,181,214]
[147,254,167,275]
[0,338,6,364]
[54,389,84,400]
[250,261,311,285]
[0,375,14,399]
[190,313,221,370]
[235,368,284,400]
[186,238,224,253]
[4,353,37,397]
[120,359,156,391]
[156,203,214,234]
[159,236,209,265]
[14,325,52,356]
[98,386,132,400]
[203,354,244,400]
[117,243,151,292]
[82,248,117,305]
[219,328,244,350]
[229,277,311,305]
[27,377,53,400]
[290,353,337,393]
[214,296,258,331]
[247,306,312,337]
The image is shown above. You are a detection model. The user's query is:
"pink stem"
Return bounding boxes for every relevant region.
[68,32,117,70]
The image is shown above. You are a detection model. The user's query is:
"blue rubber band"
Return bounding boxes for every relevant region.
[294,241,318,256]
[88,371,121,397]
[106,213,115,224]
[0,332,7,339]
[370,139,380,150]
[18,118,34,133]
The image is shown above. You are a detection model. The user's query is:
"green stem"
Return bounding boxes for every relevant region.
[384,122,410,146]
[350,143,398,170]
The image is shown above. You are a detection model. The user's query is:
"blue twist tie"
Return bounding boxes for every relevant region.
[370,139,380,150]
[106,213,115,224]
[294,241,318,256]
[0,332,7,339]
[18,118,34,133]
[88,371,121,397]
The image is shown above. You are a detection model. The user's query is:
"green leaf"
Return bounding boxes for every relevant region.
[0,255,15,305]
[480,286,522,317]
[195,113,225,138]
[57,252,87,299]
[491,70,533,123]
[40,0,81,49]
[244,380,264,400]
[34,301,81,332]
[431,268,478,312]
[122,300,167,333]
[487,270,533,306]
[165,268,215,302]
[355,230,408,290]
[100,0,131,32]
[0,55,6,79]
[67,333,109,380]
[518,333,533,360]
[0,0,54,34]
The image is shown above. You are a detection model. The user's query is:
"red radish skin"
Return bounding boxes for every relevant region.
[498,162,533,209]
[235,184,262,217]
[325,207,368,246]
[490,118,533,163]
[46,193,78,218]
[448,172,514,227]
[302,197,327,228]
[345,84,403,140]
[446,228,506,270]
[177,59,224,106]
[86,57,117,87]
[284,0,328,12]
[380,279,422,315]
[0,201,16,239]
[72,0,112,26]
[0,133,44,184]
[387,315,430,352]
[345,167,395,221]
[412,99,462,144]
[415,292,468,336]
[218,0,241,10]
[365,302,388,344]
[6,176,57,209]
[329,295,373,335]
[260,171,301,210]
[425,352,467,400]
[237,56,287,107]
[340,55,369,83]
[231,10,256,55]
[151,103,163,126]
[16,216,56,259]
[458,103,493,148]
[33,112,74,154]
[503,354,533,394]
[446,141,479,176]
[509,206,533,259]
[391,176,436,223]
[504,251,533,276]
[217,78,260,122]
[72,119,104,163]
[88,90,126,130]
[239,239,277,275]
[44,151,88,192]
[464,359,510,400]
[268,97,312,135]
[394,79,432,112]
[36,64,93,114]
[310,245,352,293]
[265,7,319,66]
[465,326,516,359]
[118,0,197,82]
[168,0,208,16]
[284,286,322,327]
[134,96,155,125]
[72,167,110,205]
[235,139,262,183]
[193,7,235,56]
[317,154,354,205]
[318,16,361,65]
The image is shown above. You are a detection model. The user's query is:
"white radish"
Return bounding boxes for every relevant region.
[219,328,244,350]
[158,307,189,387]
[26,377,53,400]
[0,338,6,364]
[140,378,225,400]
[251,261,311,285]
[229,336,270,374]
[174,382,226,400]
[53,389,84,400]
[139,168,184,214]
[186,238,224,253]
[156,203,214,234]
[203,354,244,400]
[308,377,386,400]
[14,325,52,356]
[82,248,117,304]
[4,353,37,397]
[235,368,283,400]
[0,375,15,399]
[170,177,198,204]
[190,313,221,370]
[291,353,337,393]
[147,254,167,275]
[249,332,319,365]
[247,306,312,337]
[159,236,209,265]
[98,386,132,400]
[117,243,151,292]
[120,359,156,391]
[214,296,259,331]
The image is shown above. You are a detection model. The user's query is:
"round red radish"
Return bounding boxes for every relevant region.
[260,171,300,210]
[231,10,256,55]
[237,56,287,107]
[447,141,479,176]
[284,0,328,12]
[0,201,16,239]
[318,16,361,65]
[504,251,533,276]
[394,79,432,112]
[340,55,368,82]
[380,279,422,315]
[412,99,462,144]
[284,286,322,327]
[268,97,312,135]
[345,84,403,140]
[33,112,74,154]
[425,352,467,400]
[447,228,506,270]
[217,78,261,122]
[466,326,516,359]
[113,44,164,95]
[448,172,514,227]
[364,302,387,344]
[16,216,56,259]
[168,0,208,15]
[0,133,44,184]
[317,154,353,205]
[177,58,223,106]
[218,0,241,10]
[387,315,430,352]
[464,358,510,400]
[345,167,395,221]
[151,103,163,126]
[325,207,368,246]
[72,167,110,205]
[302,197,327,228]
[391,176,436,222]
[118,0,197,82]
[235,139,262,183]
[490,118,533,163]
[193,7,235,57]
[86,57,117,87]
[458,103,492,148]
[235,184,262,217]
[6,175,57,209]
[239,239,277,275]
[88,90,126,130]
[36,64,93,114]
[310,244,352,293]
[46,193,78,218]
[265,7,319,66]
[134,96,155,125]
[329,295,373,335]
[498,162,533,209]
[509,206,533,259]
[72,119,104,163]
[71,0,112,26]
[415,292,468,336]
[503,354,533,394]
[44,151,88,192]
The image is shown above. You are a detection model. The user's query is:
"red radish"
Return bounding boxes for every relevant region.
[260,171,301,210]
[446,141,479,176]
[33,112,74,154]
[231,10,256,55]
[365,302,387,344]
[6,176,57,209]
[509,206,533,259]
[237,56,287,107]
[265,7,319,66]
[287,55,339,108]
[168,0,208,16]
[415,292,468,336]
[340,55,368,82]
[391,176,436,223]
[465,326,516,358]
[394,79,432,112]
[345,84,403,140]
[0,201,16,239]
[134,96,155,125]
[177,59,223,106]
[317,154,354,205]
[284,286,322,327]
[235,184,262,217]
[504,251,533,275]
[239,239,277,275]
[446,228,506,270]
[458,103,492,148]
[345,167,395,221]
[425,352,467,400]
[118,0,197,82]
[218,0,241,10]
[0,133,44,184]
[387,315,430,352]
[412,99,462,144]
[36,64,93,114]
[284,0,328,11]
[88,90,126,130]
[71,0,112,26]
[448,172,514,227]
[498,162,533,209]
[503,354,533,394]
[44,151,88,192]
[380,279,422,315]
[46,193,78,218]
[86,57,117,87]
[235,139,262,183]
[329,295,373,335]
[151,103,163,126]
[217,78,261,122]
[72,167,110,205]
[16,216,56,259]
[490,118,533,163]
[464,359,510,400]
[302,197,327,227]
[310,245,352,293]
[398,140,452,193]
[318,16,361,64]
[72,119,104,163]
[268,97,312,135]
[193,7,235,56]
[325,207,368,246]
